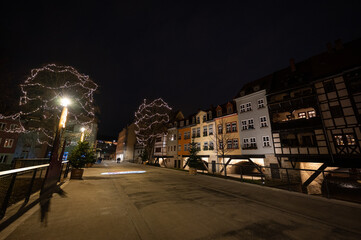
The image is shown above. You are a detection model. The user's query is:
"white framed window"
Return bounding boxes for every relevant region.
[241,120,247,130]
[233,139,239,149]
[240,104,245,113]
[203,142,208,150]
[209,141,214,150]
[192,129,196,138]
[196,127,201,137]
[209,125,213,135]
[196,117,200,124]
[231,122,237,132]
[226,123,231,133]
[260,116,268,127]
[250,137,256,148]
[227,140,233,149]
[196,142,201,150]
[246,102,252,111]
[4,139,14,148]
[0,122,5,131]
[203,126,207,136]
[243,138,249,148]
[218,124,223,134]
[263,136,270,147]
[248,119,254,129]
[258,99,265,108]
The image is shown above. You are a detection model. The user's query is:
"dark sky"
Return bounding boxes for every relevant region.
[1,0,361,139]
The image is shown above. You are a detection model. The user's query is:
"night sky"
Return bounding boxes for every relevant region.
[1,1,361,139]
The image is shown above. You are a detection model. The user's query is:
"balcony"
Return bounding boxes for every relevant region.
[272,117,322,131]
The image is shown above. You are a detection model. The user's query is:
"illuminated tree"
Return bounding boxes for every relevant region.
[134,98,171,163]
[0,64,98,146]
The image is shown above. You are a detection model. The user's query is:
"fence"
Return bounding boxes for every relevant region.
[0,161,70,221]
[192,162,361,203]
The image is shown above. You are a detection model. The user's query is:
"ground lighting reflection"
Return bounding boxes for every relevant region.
[101,171,146,175]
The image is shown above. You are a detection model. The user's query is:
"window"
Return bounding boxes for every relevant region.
[233,139,239,149]
[260,116,268,127]
[250,137,256,148]
[10,124,17,130]
[241,120,247,130]
[184,144,187,151]
[203,115,207,122]
[203,126,207,136]
[346,134,356,145]
[196,143,201,150]
[258,99,265,108]
[324,80,336,93]
[298,112,306,119]
[3,139,14,148]
[219,140,223,149]
[0,155,8,163]
[178,145,181,151]
[192,129,196,138]
[0,123,5,131]
[231,122,237,132]
[179,133,182,140]
[208,111,212,120]
[209,141,214,150]
[170,134,175,141]
[196,117,200,124]
[226,123,231,133]
[209,125,213,135]
[242,138,249,149]
[155,147,161,153]
[227,105,233,114]
[246,102,252,111]
[240,104,245,113]
[217,109,222,117]
[227,140,233,149]
[330,105,343,118]
[308,110,316,118]
[155,137,162,142]
[218,124,223,134]
[248,119,254,129]
[263,136,270,147]
[203,142,208,150]
[196,128,200,137]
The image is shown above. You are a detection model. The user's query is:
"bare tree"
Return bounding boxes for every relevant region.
[213,118,234,176]
[134,98,171,163]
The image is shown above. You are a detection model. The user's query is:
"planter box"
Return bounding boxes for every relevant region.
[71,169,84,179]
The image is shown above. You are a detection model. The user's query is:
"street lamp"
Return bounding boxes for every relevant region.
[80,127,86,142]
[59,97,71,129]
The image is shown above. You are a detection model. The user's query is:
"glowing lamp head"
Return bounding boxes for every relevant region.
[60,97,71,107]
[81,127,85,132]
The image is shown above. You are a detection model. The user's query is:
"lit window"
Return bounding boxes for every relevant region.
[308,110,316,118]
[258,99,265,108]
[334,135,344,146]
[298,112,306,119]
[260,116,268,127]
[3,139,14,148]
[346,134,356,145]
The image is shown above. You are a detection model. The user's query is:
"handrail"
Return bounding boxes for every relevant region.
[0,161,68,177]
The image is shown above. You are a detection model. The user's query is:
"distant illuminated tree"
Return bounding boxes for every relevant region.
[134,98,171,163]
[0,64,98,146]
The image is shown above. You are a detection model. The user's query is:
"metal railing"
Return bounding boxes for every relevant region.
[189,162,361,203]
[0,161,70,220]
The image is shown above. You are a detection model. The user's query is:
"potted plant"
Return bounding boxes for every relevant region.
[188,139,202,175]
[68,141,95,179]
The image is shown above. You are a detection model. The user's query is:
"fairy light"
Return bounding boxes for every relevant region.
[0,64,98,146]
[134,98,172,146]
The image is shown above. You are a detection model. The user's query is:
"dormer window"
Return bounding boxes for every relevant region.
[227,105,233,114]
[196,117,200,124]
[208,111,212,120]
[203,115,207,122]
[192,117,195,124]
[216,107,222,117]
[186,120,189,125]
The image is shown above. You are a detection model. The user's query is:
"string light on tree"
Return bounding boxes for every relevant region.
[0,64,98,146]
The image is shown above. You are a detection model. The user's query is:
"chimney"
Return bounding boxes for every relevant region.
[290,58,296,72]
[326,42,333,53]
[335,39,343,50]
